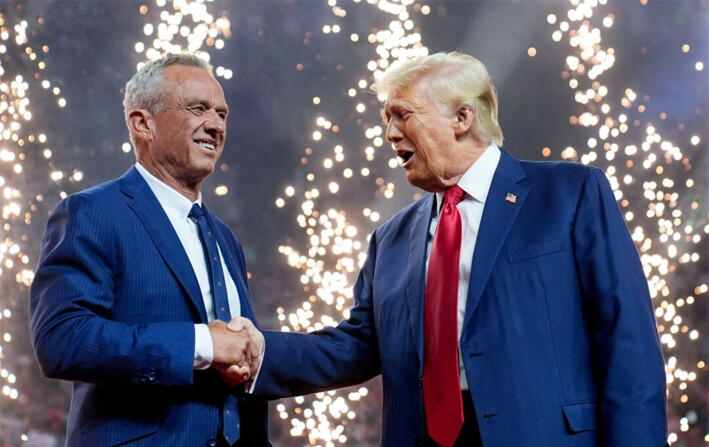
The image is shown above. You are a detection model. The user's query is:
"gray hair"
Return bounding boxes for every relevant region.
[124,52,212,123]
[373,51,503,146]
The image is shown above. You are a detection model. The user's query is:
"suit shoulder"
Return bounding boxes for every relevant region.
[51,177,122,212]
[520,159,597,177]
[69,177,123,200]
[518,159,603,189]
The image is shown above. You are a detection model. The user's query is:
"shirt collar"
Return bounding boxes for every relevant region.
[134,162,202,219]
[434,143,501,213]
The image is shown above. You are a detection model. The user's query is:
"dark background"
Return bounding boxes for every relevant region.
[0,0,706,446]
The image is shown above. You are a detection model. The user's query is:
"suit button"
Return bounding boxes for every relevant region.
[148,370,156,381]
[139,374,148,383]
[207,437,218,446]
[417,376,423,387]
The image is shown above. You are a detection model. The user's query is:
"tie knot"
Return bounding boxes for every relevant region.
[189,203,205,220]
[444,185,465,207]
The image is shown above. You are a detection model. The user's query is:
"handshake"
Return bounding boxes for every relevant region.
[207,317,264,388]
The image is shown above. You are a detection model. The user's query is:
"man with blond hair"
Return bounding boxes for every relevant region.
[230,51,668,447]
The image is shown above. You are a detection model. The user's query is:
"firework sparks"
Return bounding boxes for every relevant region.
[272,1,432,444]
[0,8,69,407]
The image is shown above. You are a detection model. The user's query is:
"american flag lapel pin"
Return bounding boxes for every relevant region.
[505,192,517,204]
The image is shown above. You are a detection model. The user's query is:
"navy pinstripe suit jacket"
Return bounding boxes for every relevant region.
[30,167,268,446]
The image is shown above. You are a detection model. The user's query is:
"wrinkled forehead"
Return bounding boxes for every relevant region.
[166,66,227,104]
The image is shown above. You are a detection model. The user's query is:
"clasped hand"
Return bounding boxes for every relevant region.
[208,317,264,388]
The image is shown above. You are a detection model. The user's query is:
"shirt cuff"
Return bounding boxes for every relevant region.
[193,323,213,370]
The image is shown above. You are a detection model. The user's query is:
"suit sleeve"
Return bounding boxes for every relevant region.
[573,168,667,446]
[253,232,382,399]
[29,193,195,386]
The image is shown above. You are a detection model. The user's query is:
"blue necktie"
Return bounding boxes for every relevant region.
[190,203,232,322]
[189,203,240,445]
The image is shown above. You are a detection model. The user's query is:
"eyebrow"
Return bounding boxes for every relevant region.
[381,100,398,117]
[381,99,411,119]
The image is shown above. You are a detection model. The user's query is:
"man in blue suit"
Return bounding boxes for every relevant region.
[233,52,668,446]
[30,53,268,446]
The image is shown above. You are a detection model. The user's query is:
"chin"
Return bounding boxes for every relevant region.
[192,164,216,179]
[406,173,445,193]
[405,174,429,192]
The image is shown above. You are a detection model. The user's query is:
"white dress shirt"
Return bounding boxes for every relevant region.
[135,163,242,369]
[427,143,501,390]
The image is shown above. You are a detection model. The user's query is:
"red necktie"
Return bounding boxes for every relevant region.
[423,185,465,447]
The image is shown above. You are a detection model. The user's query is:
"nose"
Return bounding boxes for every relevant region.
[204,109,226,135]
[385,119,403,143]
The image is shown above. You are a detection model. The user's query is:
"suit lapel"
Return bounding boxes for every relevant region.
[118,167,209,322]
[463,151,529,331]
[405,195,435,367]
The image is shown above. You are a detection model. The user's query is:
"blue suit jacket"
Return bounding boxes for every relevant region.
[254,151,667,446]
[30,167,269,446]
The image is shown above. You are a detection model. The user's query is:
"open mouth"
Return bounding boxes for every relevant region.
[397,149,414,166]
[196,140,217,151]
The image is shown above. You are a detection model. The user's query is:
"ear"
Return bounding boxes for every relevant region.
[453,106,475,138]
[126,109,154,143]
